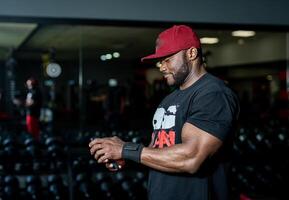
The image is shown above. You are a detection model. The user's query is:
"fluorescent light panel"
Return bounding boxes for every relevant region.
[232,30,256,37]
[200,37,219,44]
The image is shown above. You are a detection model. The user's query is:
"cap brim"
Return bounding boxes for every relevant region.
[141,51,177,63]
[141,54,161,62]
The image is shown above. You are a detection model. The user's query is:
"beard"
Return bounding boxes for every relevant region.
[172,54,190,87]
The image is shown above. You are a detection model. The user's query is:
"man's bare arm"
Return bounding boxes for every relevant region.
[141,122,222,174]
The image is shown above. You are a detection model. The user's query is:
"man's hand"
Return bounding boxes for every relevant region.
[89,136,125,163]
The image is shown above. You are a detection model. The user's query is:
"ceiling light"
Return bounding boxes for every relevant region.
[113,52,120,58]
[100,55,106,61]
[200,37,219,44]
[105,54,112,60]
[267,75,273,81]
[232,30,256,37]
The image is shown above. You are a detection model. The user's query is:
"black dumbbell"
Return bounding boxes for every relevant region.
[94,172,111,184]
[72,158,87,173]
[132,136,142,144]
[121,180,136,199]
[2,137,18,161]
[3,175,20,199]
[47,175,68,200]
[24,137,40,159]
[74,173,95,200]
[25,175,43,200]
[99,181,115,200]
[45,137,64,160]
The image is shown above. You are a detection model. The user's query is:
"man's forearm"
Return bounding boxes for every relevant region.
[140,144,199,174]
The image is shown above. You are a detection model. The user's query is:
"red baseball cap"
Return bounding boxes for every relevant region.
[141,25,201,62]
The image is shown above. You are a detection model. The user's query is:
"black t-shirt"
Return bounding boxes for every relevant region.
[148,73,239,200]
[26,88,42,118]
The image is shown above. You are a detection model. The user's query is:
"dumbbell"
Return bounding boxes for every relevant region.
[120,180,136,199]
[47,175,68,200]
[24,137,40,160]
[25,175,43,200]
[74,173,95,200]
[245,165,260,193]
[94,172,111,184]
[112,172,137,199]
[2,137,18,161]
[88,158,97,171]
[47,145,63,158]
[3,175,20,199]
[234,128,248,156]
[13,161,32,174]
[133,171,147,192]
[44,137,64,172]
[125,130,135,141]
[72,158,87,173]
[114,171,127,183]
[91,173,114,199]
[99,181,116,200]
[135,171,145,180]
[275,130,288,152]
[45,137,64,160]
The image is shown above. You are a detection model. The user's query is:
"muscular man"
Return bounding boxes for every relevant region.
[89,25,239,200]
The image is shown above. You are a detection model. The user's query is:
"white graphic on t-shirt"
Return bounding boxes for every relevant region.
[153,105,177,130]
[152,105,177,148]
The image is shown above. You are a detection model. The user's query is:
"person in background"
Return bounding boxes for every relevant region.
[25,77,42,140]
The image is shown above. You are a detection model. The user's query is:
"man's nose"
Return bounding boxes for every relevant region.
[159,63,167,72]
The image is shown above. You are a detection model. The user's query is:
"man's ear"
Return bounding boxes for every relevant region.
[186,47,198,61]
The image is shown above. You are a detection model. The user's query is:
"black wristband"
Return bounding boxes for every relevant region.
[122,142,144,163]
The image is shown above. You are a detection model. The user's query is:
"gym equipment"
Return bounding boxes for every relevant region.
[24,175,43,200]
[2,175,20,199]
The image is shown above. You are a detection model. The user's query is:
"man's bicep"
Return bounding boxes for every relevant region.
[140,124,222,174]
[182,122,223,160]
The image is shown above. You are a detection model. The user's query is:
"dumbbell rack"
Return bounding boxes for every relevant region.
[0,131,71,199]
[230,125,289,199]
[0,129,150,200]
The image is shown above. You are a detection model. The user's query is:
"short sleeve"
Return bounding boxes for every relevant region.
[186,91,239,141]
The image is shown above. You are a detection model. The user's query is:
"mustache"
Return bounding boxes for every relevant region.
[162,72,174,76]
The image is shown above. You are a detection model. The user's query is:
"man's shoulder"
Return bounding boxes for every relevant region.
[197,73,236,97]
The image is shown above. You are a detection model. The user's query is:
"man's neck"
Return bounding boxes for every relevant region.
[179,64,207,90]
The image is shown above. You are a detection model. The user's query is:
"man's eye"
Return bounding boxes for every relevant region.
[164,58,171,63]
